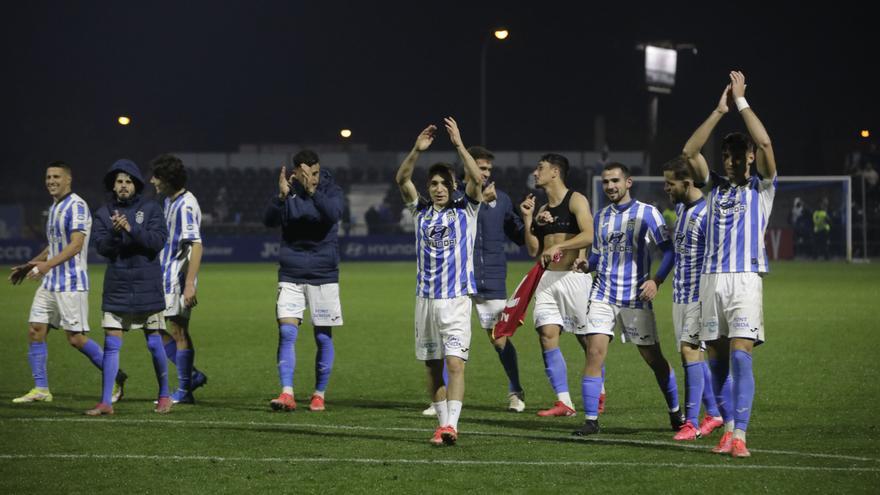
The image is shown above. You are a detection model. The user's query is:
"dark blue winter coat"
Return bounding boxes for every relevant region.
[92,159,168,314]
[263,168,344,284]
[472,188,525,300]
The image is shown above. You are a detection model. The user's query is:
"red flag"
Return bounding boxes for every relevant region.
[492,261,546,339]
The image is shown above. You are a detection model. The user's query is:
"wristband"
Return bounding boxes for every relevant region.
[735,97,750,112]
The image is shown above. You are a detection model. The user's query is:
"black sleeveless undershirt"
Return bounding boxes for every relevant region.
[531,189,580,237]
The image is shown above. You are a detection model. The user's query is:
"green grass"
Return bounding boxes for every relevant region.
[1,261,879,493]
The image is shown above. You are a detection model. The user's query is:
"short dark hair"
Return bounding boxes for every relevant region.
[46,160,72,175]
[292,149,320,167]
[540,153,569,179]
[467,146,494,161]
[721,132,756,166]
[427,162,456,202]
[603,161,630,178]
[150,154,187,190]
[662,155,692,181]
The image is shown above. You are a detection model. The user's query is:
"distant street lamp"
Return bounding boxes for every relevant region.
[340,129,352,138]
[117,115,131,126]
[861,129,871,139]
[480,28,510,146]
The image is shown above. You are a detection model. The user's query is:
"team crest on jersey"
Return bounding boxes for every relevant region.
[136,211,145,224]
[446,210,456,221]
[626,219,635,231]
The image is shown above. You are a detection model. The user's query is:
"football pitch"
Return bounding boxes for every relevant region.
[1,261,878,493]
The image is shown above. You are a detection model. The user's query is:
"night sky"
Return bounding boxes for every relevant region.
[3,1,877,188]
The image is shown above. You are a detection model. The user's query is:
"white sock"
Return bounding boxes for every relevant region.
[725,420,735,433]
[733,428,747,441]
[557,392,573,409]
[313,390,325,398]
[585,414,598,420]
[433,400,448,426]
[670,405,680,413]
[282,387,294,396]
[447,400,463,430]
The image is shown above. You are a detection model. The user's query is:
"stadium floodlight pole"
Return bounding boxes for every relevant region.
[638,42,697,175]
[480,28,509,147]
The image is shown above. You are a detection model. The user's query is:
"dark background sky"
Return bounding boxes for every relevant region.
[2,1,877,187]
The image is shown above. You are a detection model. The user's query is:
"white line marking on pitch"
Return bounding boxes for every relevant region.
[5,416,878,464]
[0,453,877,472]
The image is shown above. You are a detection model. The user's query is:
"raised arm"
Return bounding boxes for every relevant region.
[264,166,291,227]
[396,125,436,205]
[684,84,730,184]
[730,71,776,178]
[444,117,482,203]
[520,194,540,257]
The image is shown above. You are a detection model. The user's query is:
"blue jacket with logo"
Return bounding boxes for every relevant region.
[263,168,344,284]
[462,187,525,300]
[92,159,168,314]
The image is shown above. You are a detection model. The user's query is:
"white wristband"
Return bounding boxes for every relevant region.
[735,97,750,112]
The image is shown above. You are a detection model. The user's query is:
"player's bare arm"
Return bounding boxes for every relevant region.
[684,84,730,185]
[731,71,777,178]
[445,117,483,203]
[183,241,203,308]
[396,125,436,204]
[520,194,540,257]
[28,231,86,278]
[9,247,49,284]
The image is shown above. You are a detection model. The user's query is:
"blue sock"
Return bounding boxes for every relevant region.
[314,327,334,393]
[145,333,170,398]
[654,366,680,411]
[164,338,177,363]
[581,375,603,417]
[731,350,755,431]
[701,360,721,417]
[28,342,49,389]
[495,341,523,393]
[101,335,122,404]
[683,362,703,425]
[709,358,733,422]
[601,364,606,384]
[177,349,194,392]
[442,361,449,386]
[278,324,298,389]
[542,348,569,394]
[78,339,104,370]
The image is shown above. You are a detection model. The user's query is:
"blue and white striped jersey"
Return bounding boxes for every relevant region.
[159,191,202,294]
[590,200,669,309]
[42,193,91,292]
[409,196,479,299]
[672,198,707,304]
[703,171,776,273]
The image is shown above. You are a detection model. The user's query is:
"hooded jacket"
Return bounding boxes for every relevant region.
[263,168,344,284]
[92,159,168,313]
